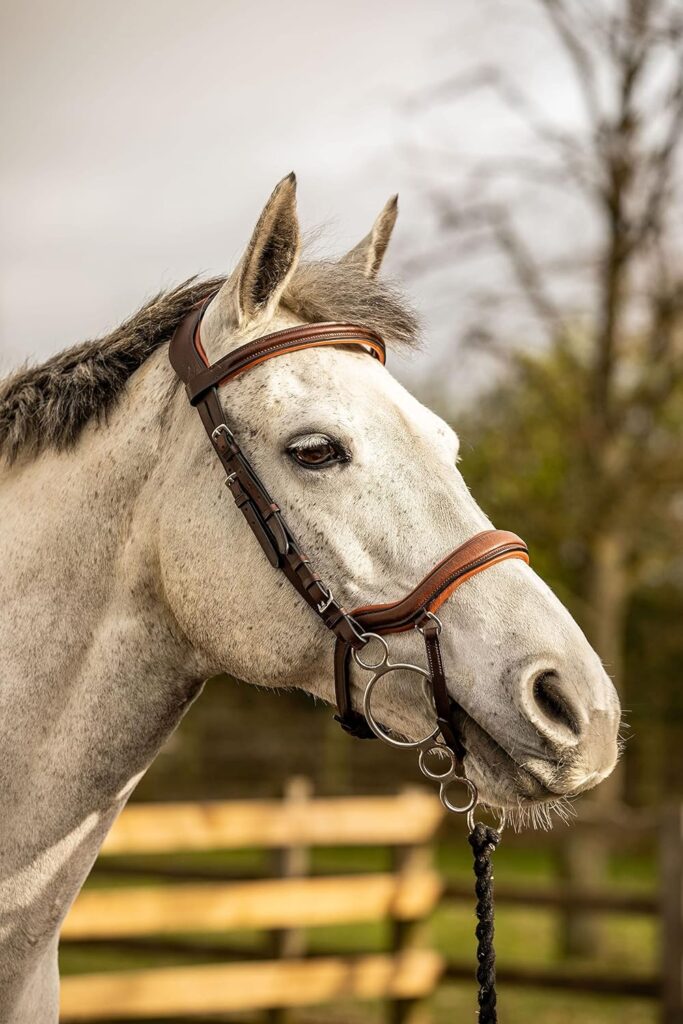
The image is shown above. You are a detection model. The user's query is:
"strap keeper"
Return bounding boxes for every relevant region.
[333,711,376,740]
[232,488,250,510]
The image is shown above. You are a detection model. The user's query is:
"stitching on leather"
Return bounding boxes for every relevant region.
[234,325,382,354]
[226,335,384,374]
[357,544,528,628]
[425,637,439,681]
[421,545,527,609]
[222,321,382,352]
[191,332,385,397]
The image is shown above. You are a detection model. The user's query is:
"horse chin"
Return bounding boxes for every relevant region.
[459,713,596,823]
[464,748,560,809]
[357,699,609,828]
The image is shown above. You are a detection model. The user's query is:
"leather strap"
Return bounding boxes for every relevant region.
[169,300,371,653]
[421,619,465,758]
[169,302,386,407]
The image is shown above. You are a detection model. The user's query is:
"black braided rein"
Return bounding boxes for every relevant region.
[468,823,501,1023]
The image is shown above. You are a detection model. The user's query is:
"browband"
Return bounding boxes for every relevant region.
[169,297,529,749]
[169,299,386,407]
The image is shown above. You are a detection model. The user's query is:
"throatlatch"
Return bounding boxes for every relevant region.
[169,298,530,1023]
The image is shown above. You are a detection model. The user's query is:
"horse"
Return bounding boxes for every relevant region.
[0,174,620,1022]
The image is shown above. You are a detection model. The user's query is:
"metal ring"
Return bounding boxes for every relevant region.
[467,806,507,834]
[352,633,390,671]
[363,664,440,749]
[417,611,442,636]
[439,776,478,815]
[418,743,457,781]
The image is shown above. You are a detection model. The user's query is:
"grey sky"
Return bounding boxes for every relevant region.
[1,0,579,389]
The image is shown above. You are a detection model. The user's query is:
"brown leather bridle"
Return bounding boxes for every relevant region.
[169,298,529,771]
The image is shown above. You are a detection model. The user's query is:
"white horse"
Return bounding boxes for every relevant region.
[0,175,620,1022]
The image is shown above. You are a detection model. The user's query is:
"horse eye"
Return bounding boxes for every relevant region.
[287,435,349,469]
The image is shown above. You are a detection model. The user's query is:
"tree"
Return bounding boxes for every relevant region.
[453,339,683,801]
[410,0,683,954]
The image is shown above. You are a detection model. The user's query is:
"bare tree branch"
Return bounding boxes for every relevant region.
[536,0,604,130]
[629,56,683,247]
[408,65,598,197]
[407,0,683,458]
[432,197,565,340]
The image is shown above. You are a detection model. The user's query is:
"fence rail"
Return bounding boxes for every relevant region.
[100,790,443,852]
[63,872,443,938]
[61,784,443,1024]
[61,952,443,1020]
[60,789,683,1023]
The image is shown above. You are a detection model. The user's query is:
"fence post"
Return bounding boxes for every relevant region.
[268,775,313,1024]
[660,803,683,1024]
[387,791,434,1024]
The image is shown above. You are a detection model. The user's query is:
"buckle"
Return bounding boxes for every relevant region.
[211,423,235,449]
[317,588,336,614]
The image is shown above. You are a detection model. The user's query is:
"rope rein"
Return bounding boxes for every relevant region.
[468,822,501,1023]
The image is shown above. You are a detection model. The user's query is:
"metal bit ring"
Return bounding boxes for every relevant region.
[352,633,390,671]
[362,664,439,749]
[467,806,506,834]
[417,742,458,781]
[441,776,478,814]
[359,637,478,818]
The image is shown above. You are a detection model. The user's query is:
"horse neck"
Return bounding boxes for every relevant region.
[0,349,206,1001]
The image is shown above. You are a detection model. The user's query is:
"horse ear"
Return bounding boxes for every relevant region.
[342,195,398,278]
[215,173,301,328]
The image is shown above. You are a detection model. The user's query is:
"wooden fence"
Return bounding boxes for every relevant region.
[60,791,683,1023]
[60,784,444,1022]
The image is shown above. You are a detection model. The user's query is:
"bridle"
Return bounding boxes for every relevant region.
[169,296,529,1022]
[169,297,529,814]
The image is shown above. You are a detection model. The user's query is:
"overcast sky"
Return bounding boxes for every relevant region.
[0,0,581,391]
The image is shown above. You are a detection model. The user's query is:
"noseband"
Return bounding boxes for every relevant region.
[169,299,529,814]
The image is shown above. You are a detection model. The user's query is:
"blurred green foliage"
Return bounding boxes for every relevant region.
[446,336,683,806]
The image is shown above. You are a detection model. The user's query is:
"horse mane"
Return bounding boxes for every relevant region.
[0,262,420,464]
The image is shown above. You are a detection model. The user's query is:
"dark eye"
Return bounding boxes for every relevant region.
[287,434,350,469]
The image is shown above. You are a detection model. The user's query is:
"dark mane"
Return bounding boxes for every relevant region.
[0,262,420,464]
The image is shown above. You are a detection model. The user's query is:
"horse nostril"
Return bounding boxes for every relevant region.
[532,670,581,738]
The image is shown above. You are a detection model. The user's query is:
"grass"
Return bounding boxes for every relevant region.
[59,843,660,1023]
